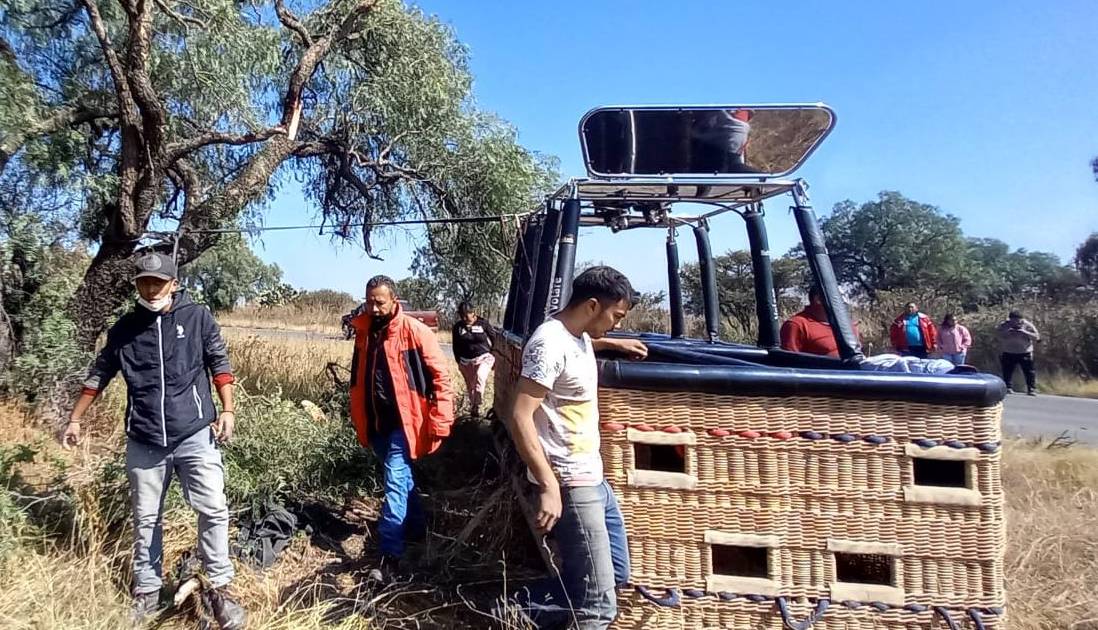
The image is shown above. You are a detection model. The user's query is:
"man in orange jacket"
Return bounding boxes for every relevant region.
[347,275,454,581]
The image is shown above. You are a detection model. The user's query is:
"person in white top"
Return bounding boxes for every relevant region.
[508,265,647,629]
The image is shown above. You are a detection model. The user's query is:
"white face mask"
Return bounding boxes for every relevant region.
[138,294,173,312]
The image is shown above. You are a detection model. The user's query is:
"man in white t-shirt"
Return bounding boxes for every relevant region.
[509,265,647,629]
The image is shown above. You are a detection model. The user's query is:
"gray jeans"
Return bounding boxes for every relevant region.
[520,480,630,629]
[126,427,233,594]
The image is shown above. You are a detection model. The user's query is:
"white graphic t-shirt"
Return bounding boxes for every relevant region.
[521,318,602,487]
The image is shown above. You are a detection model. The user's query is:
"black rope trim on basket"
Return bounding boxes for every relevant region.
[606,423,1002,453]
[633,585,1001,629]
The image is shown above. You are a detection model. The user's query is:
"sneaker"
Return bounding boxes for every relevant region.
[207,586,247,630]
[131,591,161,626]
[1027,389,1037,396]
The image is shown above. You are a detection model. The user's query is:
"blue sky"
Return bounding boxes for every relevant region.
[257,0,1098,297]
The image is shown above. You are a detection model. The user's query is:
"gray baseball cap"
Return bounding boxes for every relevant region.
[133,252,178,281]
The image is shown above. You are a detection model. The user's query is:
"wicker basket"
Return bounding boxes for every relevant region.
[493,336,1005,630]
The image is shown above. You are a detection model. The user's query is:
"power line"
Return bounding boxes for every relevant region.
[143,212,531,238]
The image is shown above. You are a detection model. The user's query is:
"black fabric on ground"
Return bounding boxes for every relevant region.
[232,503,299,569]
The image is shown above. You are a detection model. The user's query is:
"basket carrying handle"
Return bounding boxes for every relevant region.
[635,585,681,608]
[776,597,830,630]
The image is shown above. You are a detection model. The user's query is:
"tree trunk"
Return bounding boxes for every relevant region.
[69,241,136,352]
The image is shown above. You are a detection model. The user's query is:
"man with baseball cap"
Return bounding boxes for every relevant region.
[63,251,246,628]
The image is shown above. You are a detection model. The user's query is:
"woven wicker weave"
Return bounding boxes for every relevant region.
[493,336,1005,630]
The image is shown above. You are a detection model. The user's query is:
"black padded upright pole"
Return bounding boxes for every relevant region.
[744,207,780,349]
[526,203,563,334]
[501,217,530,333]
[666,233,685,338]
[792,181,863,362]
[513,217,544,338]
[548,197,582,313]
[693,223,720,343]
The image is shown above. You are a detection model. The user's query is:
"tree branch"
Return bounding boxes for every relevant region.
[167,127,285,162]
[0,104,116,173]
[78,0,138,126]
[280,0,377,127]
[275,0,313,46]
[152,0,206,29]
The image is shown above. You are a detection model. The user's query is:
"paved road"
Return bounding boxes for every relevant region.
[1002,393,1098,444]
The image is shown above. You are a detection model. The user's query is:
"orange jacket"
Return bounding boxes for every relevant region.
[349,304,454,459]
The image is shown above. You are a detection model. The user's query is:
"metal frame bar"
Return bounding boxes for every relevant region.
[548,196,583,313]
[693,223,720,343]
[666,230,685,338]
[512,217,543,337]
[791,182,863,363]
[744,205,780,349]
[526,202,563,333]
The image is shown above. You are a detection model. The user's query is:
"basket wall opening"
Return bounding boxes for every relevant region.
[711,544,769,579]
[633,443,686,473]
[913,457,969,488]
[835,553,894,586]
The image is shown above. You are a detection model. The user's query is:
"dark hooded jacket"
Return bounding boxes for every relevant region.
[84,291,233,448]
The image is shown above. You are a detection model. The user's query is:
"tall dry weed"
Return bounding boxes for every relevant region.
[1002,441,1098,629]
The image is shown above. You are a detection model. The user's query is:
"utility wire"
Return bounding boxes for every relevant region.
[143,212,532,238]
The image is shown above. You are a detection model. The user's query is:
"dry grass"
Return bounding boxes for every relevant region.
[1039,372,1098,399]
[220,304,346,336]
[224,329,354,403]
[1003,440,1098,630]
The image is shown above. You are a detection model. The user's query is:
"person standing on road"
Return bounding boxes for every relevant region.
[938,313,973,365]
[508,266,648,630]
[890,302,938,358]
[61,251,246,629]
[997,310,1040,395]
[347,275,454,582]
[452,301,495,418]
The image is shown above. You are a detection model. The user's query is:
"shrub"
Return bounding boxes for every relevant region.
[221,391,375,513]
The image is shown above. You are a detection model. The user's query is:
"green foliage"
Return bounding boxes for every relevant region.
[1076,233,1098,288]
[805,191,1084,308]
[394,276,438,310]
[0,215,91,398]
[804,191,969,300]
[181,235,282,312]
[681,251,807,342]
[260,283,301,308]
[220,393,375,512]
[0,443,39,561]
[292,289,357,312]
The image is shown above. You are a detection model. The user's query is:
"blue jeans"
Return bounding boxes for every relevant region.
[372,429,425,558]
[520,480,630,630]
[126,428,233,594]
[942,352,967,365]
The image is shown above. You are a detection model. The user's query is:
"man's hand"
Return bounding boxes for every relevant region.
[212,411,236,443]
[593,337,648,360]
[535,480,563,535]
[614,338,648,360]
[61,422,81,450]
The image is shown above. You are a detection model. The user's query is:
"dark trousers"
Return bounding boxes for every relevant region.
[1000,352,1036,392]
[901,345,928,359]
